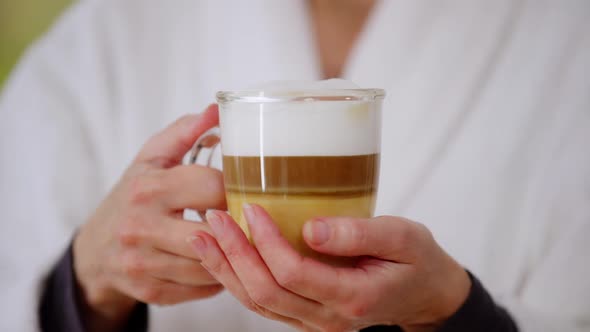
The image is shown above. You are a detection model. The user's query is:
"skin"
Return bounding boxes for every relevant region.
[194,205,471,332]
[309,0,376,78]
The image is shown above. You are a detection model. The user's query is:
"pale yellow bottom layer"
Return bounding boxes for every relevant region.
[226,192,375,265]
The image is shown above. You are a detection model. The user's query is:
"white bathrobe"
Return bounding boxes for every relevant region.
[1,0,589,331]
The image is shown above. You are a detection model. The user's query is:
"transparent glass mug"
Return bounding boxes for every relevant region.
[190,88,384,264]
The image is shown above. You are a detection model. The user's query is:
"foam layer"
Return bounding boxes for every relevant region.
[219,79,381,156]
[220,99,381,156]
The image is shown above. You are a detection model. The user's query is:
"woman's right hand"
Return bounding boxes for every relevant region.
[73,105,225,331]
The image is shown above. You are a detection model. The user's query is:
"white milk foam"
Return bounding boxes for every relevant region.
[220,79,381,157]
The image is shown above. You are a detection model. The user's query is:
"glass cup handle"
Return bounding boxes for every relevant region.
[187,127,221,220]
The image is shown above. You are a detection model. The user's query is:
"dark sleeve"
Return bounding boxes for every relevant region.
[435,271,518,332]
[39,241,148,332]
[360,271,518,332]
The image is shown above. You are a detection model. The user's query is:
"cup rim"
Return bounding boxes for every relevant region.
[216,88,386,104]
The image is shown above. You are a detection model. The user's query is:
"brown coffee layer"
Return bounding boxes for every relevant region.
[222,154,379,195]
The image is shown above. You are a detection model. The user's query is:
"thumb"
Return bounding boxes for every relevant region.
[135,104,219,168]
[302,216,421,262]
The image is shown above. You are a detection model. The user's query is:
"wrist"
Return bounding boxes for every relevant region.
[435,261,471,322]
[425,259,471,329]
[72,230,137,328]
[402,259,471,332]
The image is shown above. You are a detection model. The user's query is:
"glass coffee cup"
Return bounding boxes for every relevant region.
[190,87,384,264]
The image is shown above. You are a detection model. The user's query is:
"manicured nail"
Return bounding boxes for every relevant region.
[190,234,207,259]
[304,220,331,245]
[206,210,223,235]
[242,203,256,226]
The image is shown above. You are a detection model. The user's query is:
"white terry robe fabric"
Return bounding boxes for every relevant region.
[0,0,589,331]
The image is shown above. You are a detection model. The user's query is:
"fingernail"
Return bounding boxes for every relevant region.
[242,203,256,226]
[206,210,223,235]
[304,220,331,245]
[190,234,207,259]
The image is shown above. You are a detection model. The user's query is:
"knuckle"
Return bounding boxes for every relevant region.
[201,256,224,276]
[250,289,276,307]
[139,285,163,304]
[243,299,259,312]
[242,297,276,319]
[374,216,426,257]
[116,219,140,246]
[394,220,417,253]
[346,221,369,252]
[203,261,221,275]
[208,172,227,204]
[348,303,369,319]
[339,298,372,320]
[121,252,146,278]
[117,212,151,247]
[392,221,415,253]
[223,246,242,262]
[127,173,164,205]
[274,259,302,289]
[255,307,276,320]
[176,115,200,148]
[202,167,225,192]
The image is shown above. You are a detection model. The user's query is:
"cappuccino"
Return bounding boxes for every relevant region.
[211,80,384,264]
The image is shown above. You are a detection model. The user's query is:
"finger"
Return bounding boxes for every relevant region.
[244,204,362,304]
[142,217,213,260]
[146,249,220,287]
[191,232,305,330]
[124,277,224,306]
[136,104,219,168]
[303,216,422,262]
[159,164,226,211]
[204,210,326,323]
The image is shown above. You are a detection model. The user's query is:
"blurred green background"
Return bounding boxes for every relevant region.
[0,0,72,88]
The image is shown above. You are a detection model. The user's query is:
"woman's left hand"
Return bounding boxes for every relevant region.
[190,204,471,332]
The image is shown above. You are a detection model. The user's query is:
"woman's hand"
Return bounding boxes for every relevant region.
[193,204,471,332]
[73,105,225,331]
